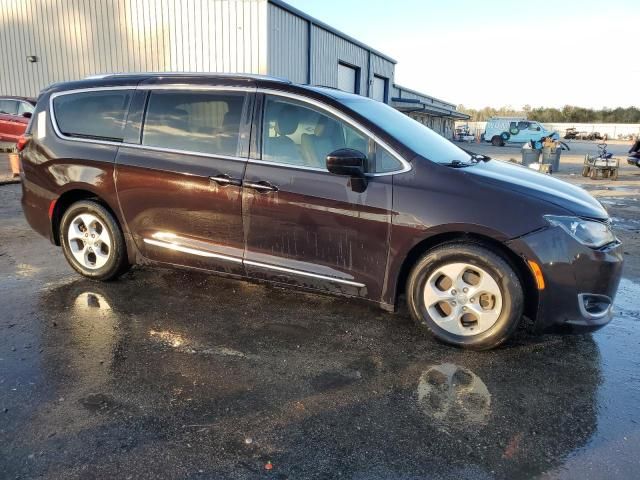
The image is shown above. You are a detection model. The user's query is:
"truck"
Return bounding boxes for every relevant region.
[483,117,558,147]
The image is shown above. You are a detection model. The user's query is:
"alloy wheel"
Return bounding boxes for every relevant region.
[67,213,112,270]
[423,262,503,336]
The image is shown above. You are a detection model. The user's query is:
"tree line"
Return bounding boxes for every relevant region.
[457,105,640,123]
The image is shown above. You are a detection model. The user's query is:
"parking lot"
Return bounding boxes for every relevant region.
[1,143,640,479]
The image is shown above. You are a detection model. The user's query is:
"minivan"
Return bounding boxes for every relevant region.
[483,117,558,147]
[19,74,623,350]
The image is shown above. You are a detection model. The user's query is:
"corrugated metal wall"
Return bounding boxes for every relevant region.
[391,85,456,111]
[267,3,307,84]
[0,0,268,97]
[267,2,395,101]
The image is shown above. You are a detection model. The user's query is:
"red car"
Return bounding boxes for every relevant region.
[0,96,36,143]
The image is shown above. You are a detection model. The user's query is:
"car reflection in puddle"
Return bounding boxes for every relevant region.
[32,270,604,479]
[417,363,491,428]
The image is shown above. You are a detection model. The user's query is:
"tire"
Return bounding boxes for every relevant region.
[60,200,129,281]
[582,166,590,177]
[611,169,618,180]
[491,135,502,146]
[406,243,524,350]
[590,168,598,179]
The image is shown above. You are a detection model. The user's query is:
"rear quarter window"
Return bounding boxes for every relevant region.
[52,90,133,142]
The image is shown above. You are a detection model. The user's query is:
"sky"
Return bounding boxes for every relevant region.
[285,0,640,109]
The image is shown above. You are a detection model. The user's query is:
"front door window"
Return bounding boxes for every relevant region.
[262,96,368,170]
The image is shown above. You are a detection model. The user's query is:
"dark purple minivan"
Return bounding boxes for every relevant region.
[19,73,623,349]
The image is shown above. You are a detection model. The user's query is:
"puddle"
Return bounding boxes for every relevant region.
[417,363,491,428]
[148,329,254,359]
[614,278,640,318]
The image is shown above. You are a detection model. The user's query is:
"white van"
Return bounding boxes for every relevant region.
[483,117,558,146]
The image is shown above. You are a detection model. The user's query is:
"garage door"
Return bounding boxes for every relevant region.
[372,76,388,102]
[338,63,358,94]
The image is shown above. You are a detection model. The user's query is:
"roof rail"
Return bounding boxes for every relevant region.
[84,72,292,83]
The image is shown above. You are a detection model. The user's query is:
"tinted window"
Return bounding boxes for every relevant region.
[53,90,132,141]
[343,96,471,165]
[0,99,18,115]
[263,96,368,170]
[142,91,245,156]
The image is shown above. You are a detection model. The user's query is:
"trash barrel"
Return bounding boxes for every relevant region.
[542,147,561,172]
[521,148,541,167]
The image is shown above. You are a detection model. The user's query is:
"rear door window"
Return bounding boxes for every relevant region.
[0,99,19,115]
[142,91,246,157]
[52,90,133,141]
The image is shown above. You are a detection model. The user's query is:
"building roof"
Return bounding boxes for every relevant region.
[269,0,397,64]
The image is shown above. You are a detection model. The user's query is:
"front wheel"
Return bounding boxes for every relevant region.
[406,243,524,350]
[60,200,129,281]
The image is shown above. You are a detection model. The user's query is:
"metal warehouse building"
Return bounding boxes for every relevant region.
[0,0,467,136]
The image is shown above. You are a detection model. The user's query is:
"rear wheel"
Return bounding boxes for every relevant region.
[590,168,598,179]
[406,243,523,350]
[581,166,590,177]
[60,200,129,281]
[491,136,503,147]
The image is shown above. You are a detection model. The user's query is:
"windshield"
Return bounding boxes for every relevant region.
[342,96,472,165]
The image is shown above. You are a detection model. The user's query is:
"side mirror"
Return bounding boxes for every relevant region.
[326,148,368,192]
[326,148,366,177]
[22,112,32,119]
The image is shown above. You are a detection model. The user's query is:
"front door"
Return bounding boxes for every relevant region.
[115,87,253,274]
[242,93,399,302]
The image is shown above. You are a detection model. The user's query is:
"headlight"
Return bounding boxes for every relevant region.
[544,215,616,248]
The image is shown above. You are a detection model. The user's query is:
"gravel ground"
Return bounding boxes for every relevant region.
[1,143,640,479]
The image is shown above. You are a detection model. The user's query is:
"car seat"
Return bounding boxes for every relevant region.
[264,105,300,163]
[301,116,345,168]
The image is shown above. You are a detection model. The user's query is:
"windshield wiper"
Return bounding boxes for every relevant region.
[443,160,473,168]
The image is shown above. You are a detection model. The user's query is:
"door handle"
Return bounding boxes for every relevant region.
[209,174,242,187]
[244,181,279,193]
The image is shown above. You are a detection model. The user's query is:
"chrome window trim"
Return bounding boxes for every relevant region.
[247,158,325,173]
[49,86,136,147]
[120,142,248,163]
[257,88,411,177]
[48,85,411,177]
[144,237,365,288]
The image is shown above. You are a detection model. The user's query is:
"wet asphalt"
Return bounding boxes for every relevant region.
[1,183,640,479]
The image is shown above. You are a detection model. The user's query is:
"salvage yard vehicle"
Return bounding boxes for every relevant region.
[18,74,623,350]
[0,95,36,143]
[583,143,619,180]
[483,117,558,147]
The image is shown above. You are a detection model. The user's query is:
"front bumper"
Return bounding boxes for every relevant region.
[507,226,624,332]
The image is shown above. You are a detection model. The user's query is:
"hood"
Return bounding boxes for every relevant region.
[465,159,608,219]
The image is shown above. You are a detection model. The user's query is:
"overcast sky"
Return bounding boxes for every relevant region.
[285,0,639,109]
